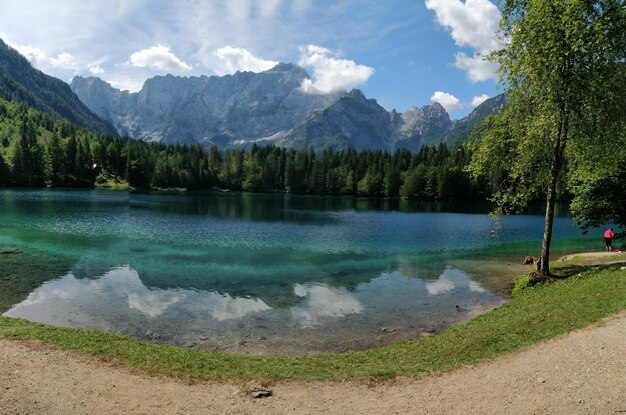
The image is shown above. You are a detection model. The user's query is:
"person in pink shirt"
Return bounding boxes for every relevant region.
[604,228,615,252]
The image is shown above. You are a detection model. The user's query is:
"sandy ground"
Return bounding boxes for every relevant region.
[1,312,624,415]
[559,251,625,261]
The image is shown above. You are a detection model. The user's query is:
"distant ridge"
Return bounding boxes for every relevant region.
[0,40,505,151]
[69,60,506,152]
[71,64,340,146]
[274,89,453,152]
[0,39,117,136]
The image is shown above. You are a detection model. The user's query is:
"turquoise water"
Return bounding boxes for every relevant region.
[0,189,599,354]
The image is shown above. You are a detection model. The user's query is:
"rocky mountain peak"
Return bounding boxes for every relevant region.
[346,89,367,102]
[397,102,453,148]
[71,64,341,145]
[266,63,309,79]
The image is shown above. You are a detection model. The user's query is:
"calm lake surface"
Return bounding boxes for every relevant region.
[0,189,598,354]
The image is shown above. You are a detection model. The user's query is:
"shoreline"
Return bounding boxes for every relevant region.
[1,254,624,382]
[1,253,625,412]
[2,310,624,414]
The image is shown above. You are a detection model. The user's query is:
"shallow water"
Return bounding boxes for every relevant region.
[0,189,599,354]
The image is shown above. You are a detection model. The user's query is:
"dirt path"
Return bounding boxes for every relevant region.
[1,313,625,415]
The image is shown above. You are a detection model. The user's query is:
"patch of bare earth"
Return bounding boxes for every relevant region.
[1,313,625,415]
[560,251,625,262]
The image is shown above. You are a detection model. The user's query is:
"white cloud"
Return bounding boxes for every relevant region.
[1,32,47,68]
[298,44,374,94]
[211,46,278,76]
[471,93,490,107]
[2,31,108,78]
[455,52,499,82]
[88,64,104,75]
[129,44,192,72]
[425,0,502,52]
[1,2,382,97]
[425,0,503,82]
[50,52,78,71]
[431,91,462,112]
[14,44,47,68]
[106,75,145,92]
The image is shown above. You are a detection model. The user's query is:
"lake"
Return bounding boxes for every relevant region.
[0,189,599,354]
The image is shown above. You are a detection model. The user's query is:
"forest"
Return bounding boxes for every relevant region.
[0,98,489,200]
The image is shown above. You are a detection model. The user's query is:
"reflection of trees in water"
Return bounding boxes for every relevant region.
[0,249,72,313]
[127,191,503,224]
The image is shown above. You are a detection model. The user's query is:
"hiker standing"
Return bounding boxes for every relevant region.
[604,228,615,252]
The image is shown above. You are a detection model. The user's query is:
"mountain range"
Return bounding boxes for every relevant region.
[0,38,504,152]
[72,66,505,152]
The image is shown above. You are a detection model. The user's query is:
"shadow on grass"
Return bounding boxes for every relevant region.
[551,264,584,279]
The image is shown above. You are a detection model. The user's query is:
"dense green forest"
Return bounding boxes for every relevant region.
[0,98,487,199]
[0,39,117,136]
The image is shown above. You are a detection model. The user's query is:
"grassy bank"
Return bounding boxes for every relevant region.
[95,173,129,190]
[1,263,624,381]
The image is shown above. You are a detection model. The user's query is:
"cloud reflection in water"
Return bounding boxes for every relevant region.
[291,283,364,328]
[7,266,272,322]
[128,292,182,318]
[425,267,487,296]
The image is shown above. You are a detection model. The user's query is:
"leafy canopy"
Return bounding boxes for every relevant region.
[468,0,626,271]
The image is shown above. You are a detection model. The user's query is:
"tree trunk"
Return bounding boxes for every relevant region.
[540,107,568,275]
[540,170,559,275]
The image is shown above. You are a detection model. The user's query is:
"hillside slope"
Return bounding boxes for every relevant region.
[0,39,117,136]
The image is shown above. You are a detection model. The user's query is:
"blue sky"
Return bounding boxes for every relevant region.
[0,0,503,119]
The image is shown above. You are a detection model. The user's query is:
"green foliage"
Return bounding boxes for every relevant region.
[11,115,46,186]
[569,158,626,237]
[511,274,533,298]
[0,152,8,183]
[469,0,626,273]
[0,39,117,136]
[0,98,488,200]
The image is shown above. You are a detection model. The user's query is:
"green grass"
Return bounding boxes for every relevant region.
[94,173,129,190]
[511,273,533,297]
[1,264,624,381]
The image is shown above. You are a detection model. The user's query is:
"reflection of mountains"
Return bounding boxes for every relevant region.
[6,266,367,333]
[133,253,381,309]
[7,265,497,331]
[64,248,508,309]
[1,244,509,317]
[118,252,504,309]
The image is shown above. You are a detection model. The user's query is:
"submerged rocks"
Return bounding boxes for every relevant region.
[523,256,537,265]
